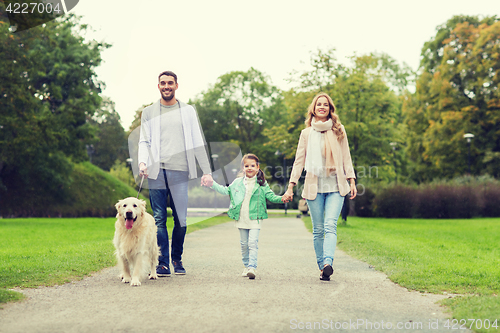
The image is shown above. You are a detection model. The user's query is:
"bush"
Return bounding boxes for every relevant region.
[414,185,479,219]
[0,162,151,217]
[373,185,414,218]
[355,187,375,217]
[479,185,500,217]
[368,179,500,219]
[109,160,136,188]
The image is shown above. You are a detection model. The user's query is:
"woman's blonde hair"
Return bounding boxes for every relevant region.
[305,93,344,140]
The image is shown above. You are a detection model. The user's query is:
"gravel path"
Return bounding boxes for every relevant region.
[0,218,467,333]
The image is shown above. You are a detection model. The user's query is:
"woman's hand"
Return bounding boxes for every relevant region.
[349,179,357,199]
[283,183,295,202]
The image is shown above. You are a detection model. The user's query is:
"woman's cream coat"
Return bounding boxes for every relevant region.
[289,125,356,199]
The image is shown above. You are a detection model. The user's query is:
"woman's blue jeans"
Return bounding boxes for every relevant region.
[307,192,345,270]
[148,169,189,267]
[239,228,260,269]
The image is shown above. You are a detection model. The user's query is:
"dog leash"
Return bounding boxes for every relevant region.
[137,174,145,199]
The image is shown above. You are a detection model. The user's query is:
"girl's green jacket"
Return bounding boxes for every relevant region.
[210,177,283,220]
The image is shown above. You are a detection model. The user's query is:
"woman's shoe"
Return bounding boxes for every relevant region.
[322,264,333,278]
[319,271,330,281]
[242,267,249,277]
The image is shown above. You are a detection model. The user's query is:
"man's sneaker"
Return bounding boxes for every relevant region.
[247,268,256,279]
[172,261,186,275]
[241,267,249,277]
[156,265,171,277]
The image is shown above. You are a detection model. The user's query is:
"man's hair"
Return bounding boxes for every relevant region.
[158,71,177,83]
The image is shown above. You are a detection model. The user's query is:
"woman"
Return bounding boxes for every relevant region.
[284,93,357,281]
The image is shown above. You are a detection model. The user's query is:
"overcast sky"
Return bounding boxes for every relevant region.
[72,0,500,129]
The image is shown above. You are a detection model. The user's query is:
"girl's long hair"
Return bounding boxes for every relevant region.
[304,92,344,140]
[240,153,266,186]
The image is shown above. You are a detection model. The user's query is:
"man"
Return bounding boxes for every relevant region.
[138,70,213,276]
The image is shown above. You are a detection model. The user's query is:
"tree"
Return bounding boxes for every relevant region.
[0,12,109,213]
[265,49,409,185]
[87,97,128,171]
[404,15,500,180]
[419,15,498,74]
[191,68,287,168]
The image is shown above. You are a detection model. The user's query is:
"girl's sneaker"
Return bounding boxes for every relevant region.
[247,268,256,279]
[242,267,249,277]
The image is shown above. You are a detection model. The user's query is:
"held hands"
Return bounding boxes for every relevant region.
[282,188,294,203]
[201,174,213,187]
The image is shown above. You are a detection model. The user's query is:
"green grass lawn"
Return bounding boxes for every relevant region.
[0,215,231,305]
[303,216,500,333]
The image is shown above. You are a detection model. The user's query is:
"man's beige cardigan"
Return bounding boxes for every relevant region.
[289,125,356,200]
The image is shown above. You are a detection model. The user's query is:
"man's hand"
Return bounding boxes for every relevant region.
[139,163,148,178]
[201,174,213,187]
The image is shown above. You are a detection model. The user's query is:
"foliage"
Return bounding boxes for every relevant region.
[109,159,136,188]
[354,187,376,217]
[369,177,500,218]
[0,13,110,207]
[0,162,149,217]
[191,68,288,171]
[86,97,128,171]
[128,103,152,134]
[265,49,411,185]
[415,185,479,219]
[373,185,415,218]
[404,15,500,181]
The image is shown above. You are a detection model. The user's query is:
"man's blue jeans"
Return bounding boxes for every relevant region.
[149,169,189,267]
[307,192,345,270]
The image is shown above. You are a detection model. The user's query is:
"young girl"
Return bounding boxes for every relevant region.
[204,153,287,279]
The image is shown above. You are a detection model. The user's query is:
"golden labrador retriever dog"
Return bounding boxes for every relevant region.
[113,197,160,286]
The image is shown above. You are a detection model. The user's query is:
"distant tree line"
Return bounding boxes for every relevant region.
[1,12,498,214]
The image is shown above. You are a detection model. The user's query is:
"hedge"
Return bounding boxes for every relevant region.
[364,182,500,219]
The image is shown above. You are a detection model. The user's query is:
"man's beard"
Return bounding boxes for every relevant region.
[161,90,175,102]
